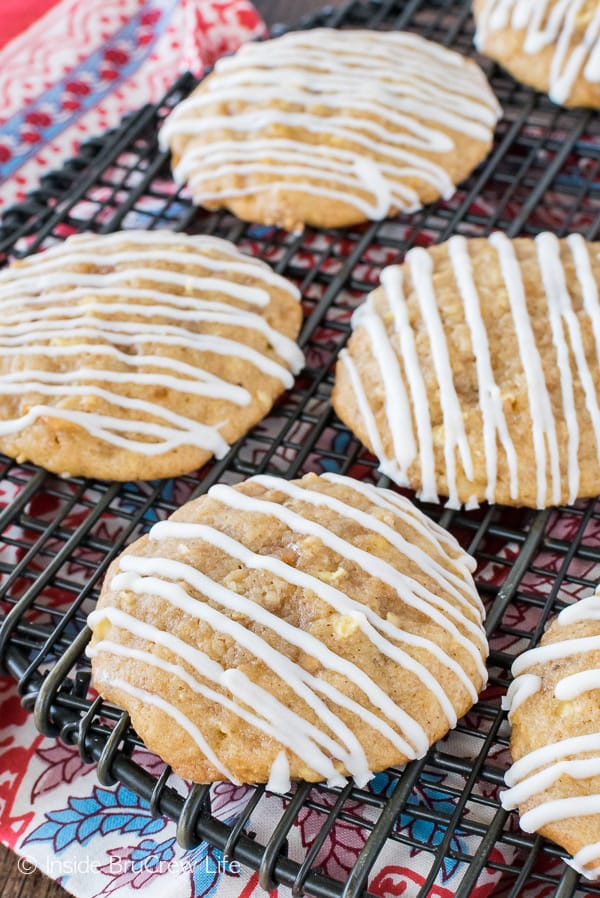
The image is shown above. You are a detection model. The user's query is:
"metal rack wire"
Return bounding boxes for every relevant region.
[1,1,600,896]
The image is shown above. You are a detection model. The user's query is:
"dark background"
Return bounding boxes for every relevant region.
[0,1,345,896]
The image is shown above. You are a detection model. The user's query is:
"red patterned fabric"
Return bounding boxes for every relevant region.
[0,0,265,210]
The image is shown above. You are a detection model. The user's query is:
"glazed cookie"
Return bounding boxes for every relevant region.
[0,230,303,480]
[474,0,600,108]
[502,590,600,878]
[88,472,488,786]
[159,28,501,231]
[332,233,600,509]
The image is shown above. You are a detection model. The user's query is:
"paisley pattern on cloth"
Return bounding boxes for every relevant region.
[0,0,264,211]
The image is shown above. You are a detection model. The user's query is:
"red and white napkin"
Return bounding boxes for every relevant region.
[0,0,264,210]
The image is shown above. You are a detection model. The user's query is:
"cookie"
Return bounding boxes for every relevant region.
[474,0,600,108]
[159,28,501,231]
[0,230,303,481]
[88,472,488,787]
[332,232,600,509]
[502,590,600,878]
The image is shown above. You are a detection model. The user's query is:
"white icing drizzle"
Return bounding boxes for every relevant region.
[88,606,224,680]
[150,518,475,721]
[267,751,291,794]
[90,474,486,785]
[501,673,541,715]
[489,232,561,507]
[555,669,600,701]
[0,405,228,457]
[160,28,500,219]
[2,230,301,300]
[0,232,303,459]
[219,669,348,787]
[559,594,600,624]
[174,141,430,213]
[553,596,600,700]
[338,348,404,484]
[447,235,519,502]
[379,265,438,503]
[502,757,600,810]
[0,285,265,316]
[0,296,303,370]
[0,328,295,387]
[113,559,428,757]
[475,0,600,105]
[536,232,600,503]
[503,591,600,864]
[320,472,478,577]
[107,567,386,785]
[569,236,600,435]
[506,732,600,787]
[0,263,270,307]
[87,611,352,786]
[0,367,250,405]
[0,381,238,452]
[0,344,247,400]
[181,167,405,222]
[519,794,600,833]
[351,299,416,479]
[512,633,600,676]
[407,247,474,509]
[562,237,600,467]
[346,232,600,507]
[249,474,483,617]
[101,676,238,782]
[208,482,488,675]
[569,841,600,879]
[354,158,394,220]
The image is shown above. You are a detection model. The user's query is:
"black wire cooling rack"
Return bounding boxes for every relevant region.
[1,1,600,896]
